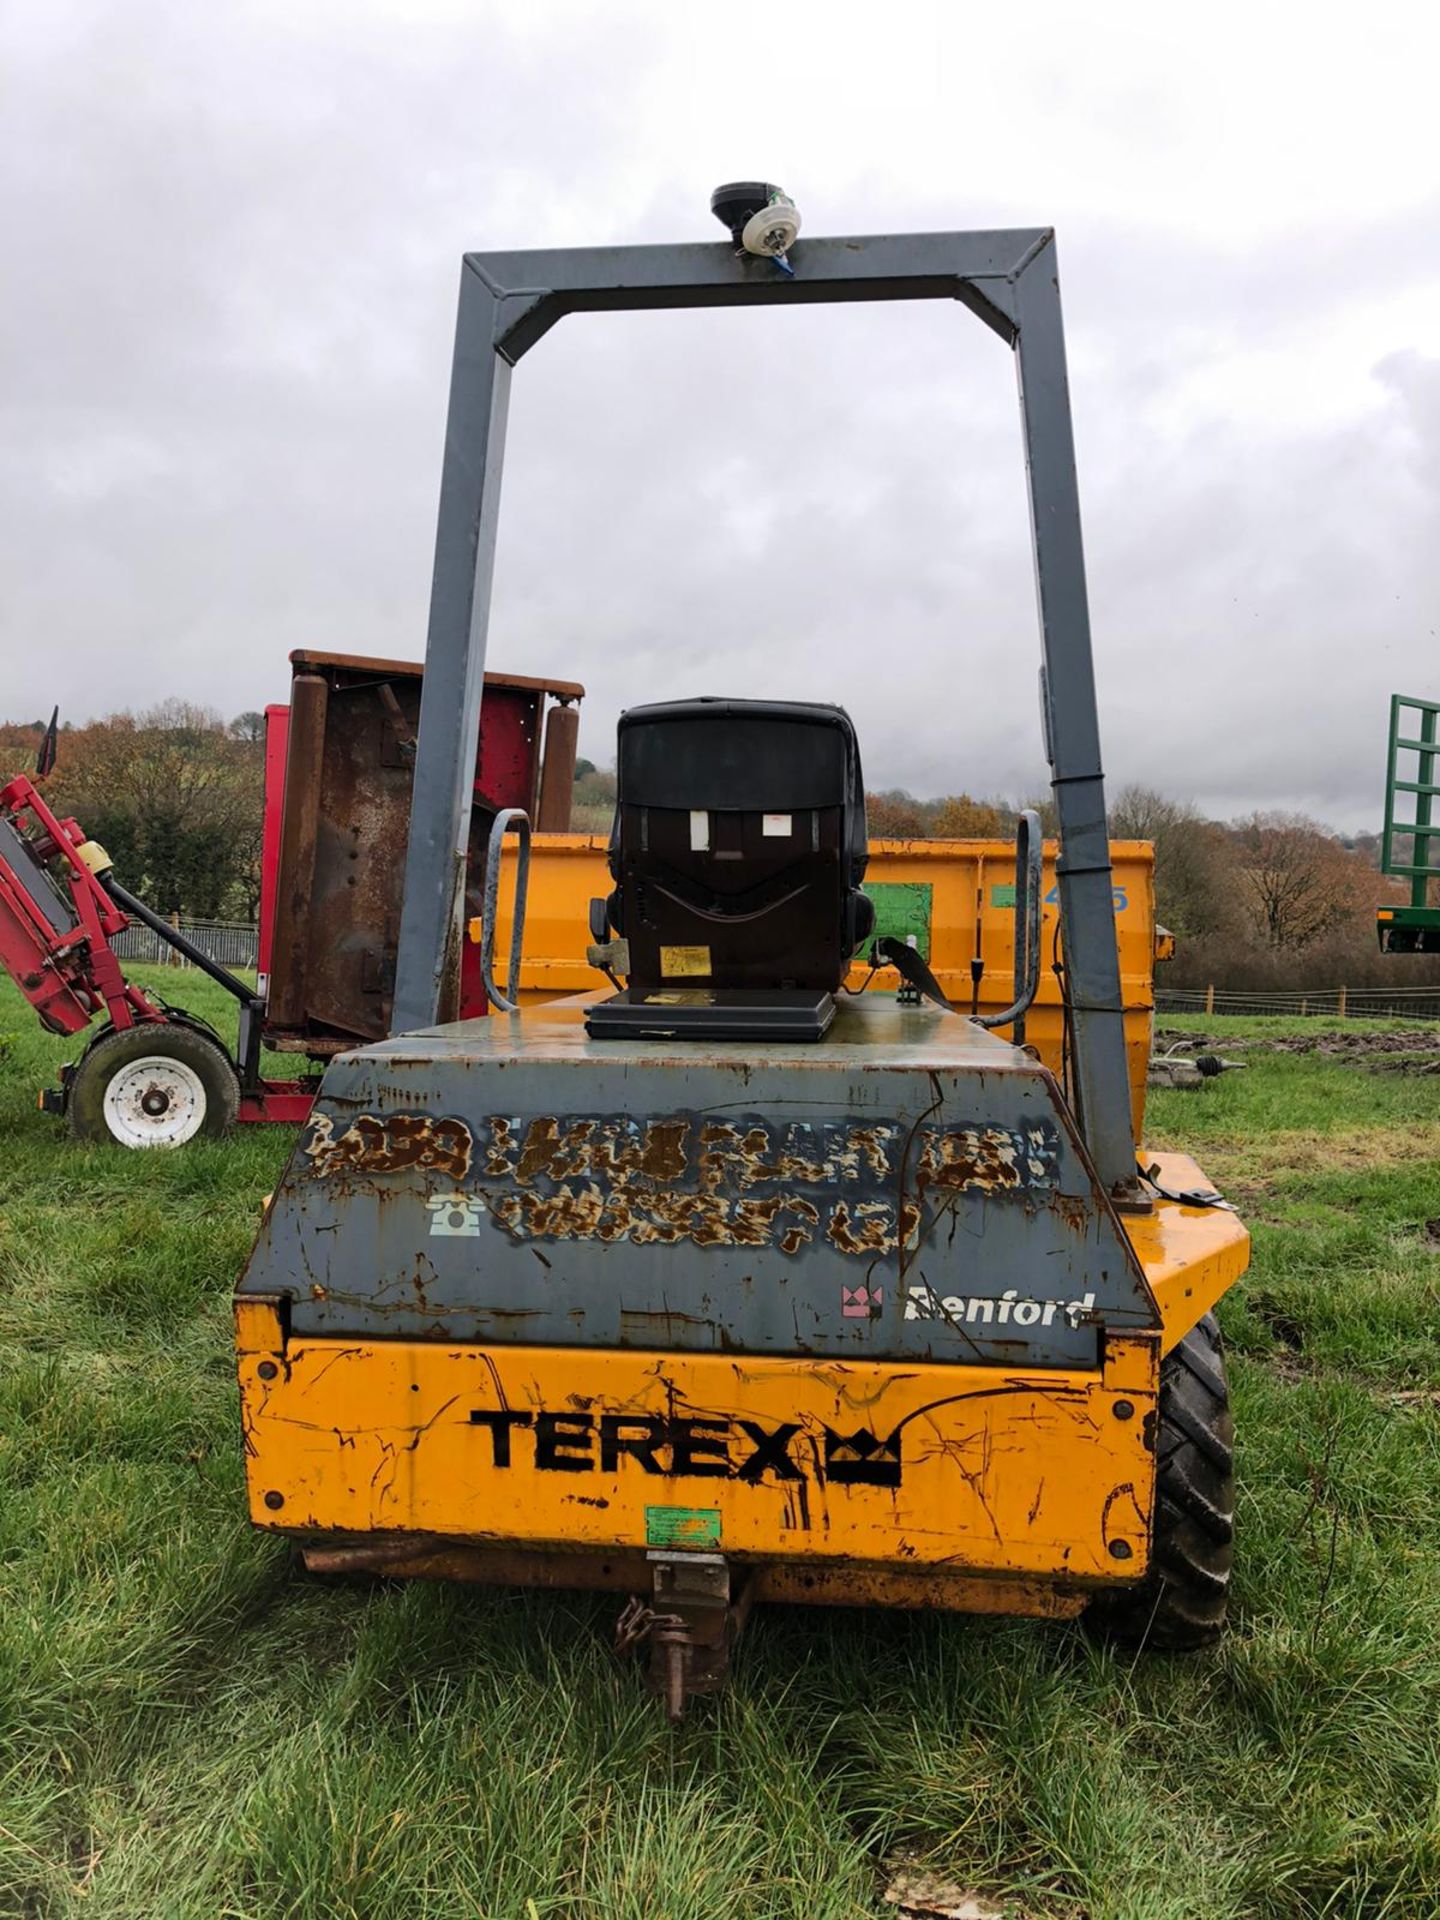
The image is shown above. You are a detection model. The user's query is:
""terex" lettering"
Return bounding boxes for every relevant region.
[466,1409,902,1488]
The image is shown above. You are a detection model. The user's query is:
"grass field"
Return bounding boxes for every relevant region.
[3,976,1440,1918]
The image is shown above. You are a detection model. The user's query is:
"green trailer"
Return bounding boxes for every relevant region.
[1378,694,1440,954]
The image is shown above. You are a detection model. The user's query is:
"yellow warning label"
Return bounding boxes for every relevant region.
[659,945,712,979]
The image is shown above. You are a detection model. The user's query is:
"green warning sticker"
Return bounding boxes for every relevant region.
[862,881,933,961]
[645,1506,722,1549]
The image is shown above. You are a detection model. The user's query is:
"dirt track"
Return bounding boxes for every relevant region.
[1155,1027,1440,1073]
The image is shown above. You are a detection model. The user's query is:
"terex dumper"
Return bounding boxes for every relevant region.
[235,198,1248,1717]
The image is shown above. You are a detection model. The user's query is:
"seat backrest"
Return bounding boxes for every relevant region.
[605,698,872,993]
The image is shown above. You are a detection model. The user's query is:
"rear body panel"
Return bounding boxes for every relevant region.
[238,1301,1158,1587]
[239,998,1156,1368]
[234,1008,1246,1602]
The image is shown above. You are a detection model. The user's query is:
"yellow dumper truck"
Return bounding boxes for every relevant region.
[235,201,1247,1716]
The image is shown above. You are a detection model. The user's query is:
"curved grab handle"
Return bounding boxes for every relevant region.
[974,808,1043,1041]
[481,808,531,1014]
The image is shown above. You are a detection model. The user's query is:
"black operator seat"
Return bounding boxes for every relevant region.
[586,697,875,1042]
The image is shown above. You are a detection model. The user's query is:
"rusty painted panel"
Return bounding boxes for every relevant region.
[331,1110,1064,1257]
[240,998,1158,1367]
[304,1111,472,1182]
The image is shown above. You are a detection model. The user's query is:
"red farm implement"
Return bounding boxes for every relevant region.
[0,655,582,1145]
[0,770,301,1143]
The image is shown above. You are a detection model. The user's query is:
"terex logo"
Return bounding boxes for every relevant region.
[467,1410,902,1488]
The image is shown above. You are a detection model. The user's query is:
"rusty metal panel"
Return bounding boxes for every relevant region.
[238,996,1158,1367]
[473,681,543,818]
[535,700,579,832]
[256,704,290,984]
[263,654,574,1048]
[266,674,327,1030]
[288,1541,1086,1617]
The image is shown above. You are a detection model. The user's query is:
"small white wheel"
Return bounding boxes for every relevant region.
[68,1022,240,1148]
[102,1053,209,1147]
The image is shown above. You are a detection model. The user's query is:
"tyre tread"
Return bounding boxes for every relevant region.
[67,1021,240,1146]
[1089,1313,1235,1651]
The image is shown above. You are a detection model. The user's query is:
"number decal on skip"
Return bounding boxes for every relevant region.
[1042,884,1128,911]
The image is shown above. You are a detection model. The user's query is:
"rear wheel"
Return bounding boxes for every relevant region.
[1091,1312,1235,1649]
[68,1022,239,1148]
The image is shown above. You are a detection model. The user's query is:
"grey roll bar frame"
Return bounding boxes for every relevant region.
[391,224,1141,1200]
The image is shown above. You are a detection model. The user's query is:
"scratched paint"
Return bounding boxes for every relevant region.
[304,1110,472,1181]
[461,1112,1060,1254]
[253,1032,1169,1364]
[235,1302,1161,1582]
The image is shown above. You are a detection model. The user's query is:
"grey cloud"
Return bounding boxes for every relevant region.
[2,5,1437,838]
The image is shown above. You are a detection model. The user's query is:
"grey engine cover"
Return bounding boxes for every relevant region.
[238,997,1156,1369]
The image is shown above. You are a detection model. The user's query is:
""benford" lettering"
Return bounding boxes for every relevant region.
[905,1284,1096,1328]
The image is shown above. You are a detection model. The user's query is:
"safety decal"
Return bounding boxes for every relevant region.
[659,945,712,978]
[841,1283,883,1319]
[427,1192,487,1237]
[646,1506,722,1549]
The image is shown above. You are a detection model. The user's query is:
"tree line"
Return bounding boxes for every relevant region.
[0,705,265,920]
[2,718,1424,989]
[867,781,1428,992]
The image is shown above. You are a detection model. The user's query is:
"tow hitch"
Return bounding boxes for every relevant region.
[614,1554,753,1723]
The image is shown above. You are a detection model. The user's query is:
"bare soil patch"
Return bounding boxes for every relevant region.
[1156,1027,1440,1072]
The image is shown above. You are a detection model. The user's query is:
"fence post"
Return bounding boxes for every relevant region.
[169,911,183,967]
[1300,997,1307,1017]
[1205,984,1215,1017]
[1337,986,1347,1020]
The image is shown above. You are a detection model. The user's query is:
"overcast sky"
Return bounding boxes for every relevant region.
[3,1,1437,830]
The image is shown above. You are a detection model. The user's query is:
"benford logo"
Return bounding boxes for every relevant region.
[905,1285,1096,1330]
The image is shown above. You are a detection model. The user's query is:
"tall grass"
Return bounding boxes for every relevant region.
[2,977,1440,1917]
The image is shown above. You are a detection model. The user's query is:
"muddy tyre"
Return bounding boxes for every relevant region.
[1091,1312,1234,1650]
[68,1022,239,1148]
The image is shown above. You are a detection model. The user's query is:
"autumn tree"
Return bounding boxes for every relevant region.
[46,701,263,917]
[932,793,1007,838]
[574,765,616,810]
[1109,784,1239,939]
[865,789,928,838]
[567,762,618,834]
[1230,811,1374,950]
[0,720,47,777]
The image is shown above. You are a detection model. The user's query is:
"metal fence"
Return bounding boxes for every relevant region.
[1157,986,1440,1022]
[111,917,258,971]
